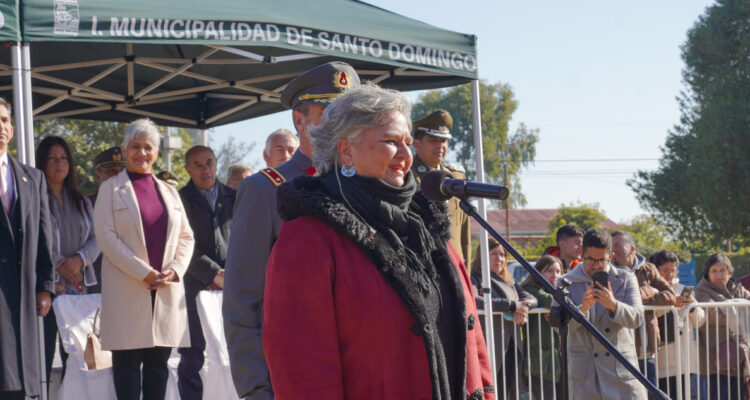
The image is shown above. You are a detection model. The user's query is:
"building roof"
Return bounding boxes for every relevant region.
[470,208,620,236]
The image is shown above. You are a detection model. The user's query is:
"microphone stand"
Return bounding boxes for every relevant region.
[458,198,668,400]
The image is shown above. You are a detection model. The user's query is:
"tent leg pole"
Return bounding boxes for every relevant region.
[38,316,48,400]
[21,43,35,166]
[11,44,27,164]
[471,79,496,377]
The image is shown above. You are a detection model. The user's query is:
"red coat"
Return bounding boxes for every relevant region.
[263,215,495,399]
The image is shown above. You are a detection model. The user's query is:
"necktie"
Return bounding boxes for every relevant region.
[0,160,9,214]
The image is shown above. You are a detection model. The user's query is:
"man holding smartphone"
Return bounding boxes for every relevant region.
[554,228,647,399]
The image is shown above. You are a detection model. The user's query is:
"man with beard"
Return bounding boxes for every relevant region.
[223,62,360,399]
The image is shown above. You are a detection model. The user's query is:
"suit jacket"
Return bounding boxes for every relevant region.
[0,156,54,395]
[178,180,235,310]
[554,263,647,400]
[411,155,472,267]
[93,169,194,350]
[223,149,312,399]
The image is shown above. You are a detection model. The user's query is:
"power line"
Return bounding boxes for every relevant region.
[532,158,658,163]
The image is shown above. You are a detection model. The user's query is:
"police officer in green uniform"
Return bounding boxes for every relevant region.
[411,109,472,267]
[87,146,127,294]
[87,146,126,205]
[223,61,360,400]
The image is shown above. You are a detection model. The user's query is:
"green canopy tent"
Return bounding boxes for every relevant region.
[0,0,499,394]
[5,0,478,128]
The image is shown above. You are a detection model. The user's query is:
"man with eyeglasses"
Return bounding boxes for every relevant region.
[611,230,675,397]
[554,228,647,399]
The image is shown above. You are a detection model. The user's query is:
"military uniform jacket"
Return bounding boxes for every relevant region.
[223,149,313,399]
[411,155,471,267]
[553,263,647,400]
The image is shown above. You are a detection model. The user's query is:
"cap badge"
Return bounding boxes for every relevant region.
[112,153,122,162]
[333,71,351,90]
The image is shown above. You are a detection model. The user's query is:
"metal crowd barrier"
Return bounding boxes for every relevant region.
[480,300,750,400]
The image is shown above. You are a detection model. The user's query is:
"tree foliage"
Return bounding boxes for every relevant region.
[531,202,608,257]
[32,119,194,194]
[412,81,539,207]
[628,0,750,242]
[618,215,691,262]
[212,135,257,182]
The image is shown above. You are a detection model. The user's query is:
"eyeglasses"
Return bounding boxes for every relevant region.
[583,256,609,267]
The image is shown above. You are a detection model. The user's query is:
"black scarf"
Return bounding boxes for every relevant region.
[278,170,468,400]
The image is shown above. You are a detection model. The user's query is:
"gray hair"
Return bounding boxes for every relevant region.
[264,128,298,155]
[611,230,636,248]
[122,118,162,148]
[227,163,254,177]
[309,82,411,173]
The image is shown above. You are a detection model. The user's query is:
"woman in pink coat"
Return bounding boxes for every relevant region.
[262,83,494,400]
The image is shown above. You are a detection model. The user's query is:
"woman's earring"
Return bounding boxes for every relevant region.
[341,164,356,177]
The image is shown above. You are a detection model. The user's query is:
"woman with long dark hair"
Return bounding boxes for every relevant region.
[35,136,100,378]
[470,237,537,398]
[522,255,563,399]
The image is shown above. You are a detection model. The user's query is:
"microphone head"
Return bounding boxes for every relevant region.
[421,170,454,201]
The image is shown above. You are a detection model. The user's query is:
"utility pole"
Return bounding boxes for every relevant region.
[504,158,511,242]
[162,127,183,172]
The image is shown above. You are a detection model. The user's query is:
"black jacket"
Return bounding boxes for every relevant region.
[0,156,54,395]
[179,180,235,310]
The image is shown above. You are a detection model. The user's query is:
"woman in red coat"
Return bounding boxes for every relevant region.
[262,82,495,400]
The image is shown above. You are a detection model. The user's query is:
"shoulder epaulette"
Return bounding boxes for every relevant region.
[260,167,286,187]
[443,162,465,173]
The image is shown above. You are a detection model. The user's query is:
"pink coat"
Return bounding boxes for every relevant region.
[263,215,495,400]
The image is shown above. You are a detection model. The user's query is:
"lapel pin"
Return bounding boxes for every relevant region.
[22,176,27,182]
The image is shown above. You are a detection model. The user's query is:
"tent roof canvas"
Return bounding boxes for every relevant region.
[0,0,478,128]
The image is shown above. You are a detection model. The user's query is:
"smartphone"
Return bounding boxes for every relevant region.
[592,270,609,289]
[681,286,693,297]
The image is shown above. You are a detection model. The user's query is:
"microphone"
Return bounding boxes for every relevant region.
[421,170,509,201]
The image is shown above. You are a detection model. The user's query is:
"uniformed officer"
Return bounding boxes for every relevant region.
[223,61,360,400]
[87,146,126,205]
[87,146,126,294]
[411,109,472,267]
[156,170,180,187]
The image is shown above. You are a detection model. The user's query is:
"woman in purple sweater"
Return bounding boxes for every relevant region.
[93,119,194,400]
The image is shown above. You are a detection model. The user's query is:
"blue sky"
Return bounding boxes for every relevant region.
[210,0,715,223]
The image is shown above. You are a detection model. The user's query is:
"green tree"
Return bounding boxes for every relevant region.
[412,81,539,208]
[618,215,691,262]
[213,135,257,182]
[33,119,194,194]
[533,202,608,255]
[628,0,750,243]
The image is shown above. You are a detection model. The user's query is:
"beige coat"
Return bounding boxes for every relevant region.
[93,169,194,351]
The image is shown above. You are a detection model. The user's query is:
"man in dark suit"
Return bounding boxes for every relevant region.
[0,97,55,399]
[178,145,236,400]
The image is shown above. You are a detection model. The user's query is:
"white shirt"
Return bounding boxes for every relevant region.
[0,151,14,211]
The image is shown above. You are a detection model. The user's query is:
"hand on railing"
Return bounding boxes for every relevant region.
[513,300,532,325]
